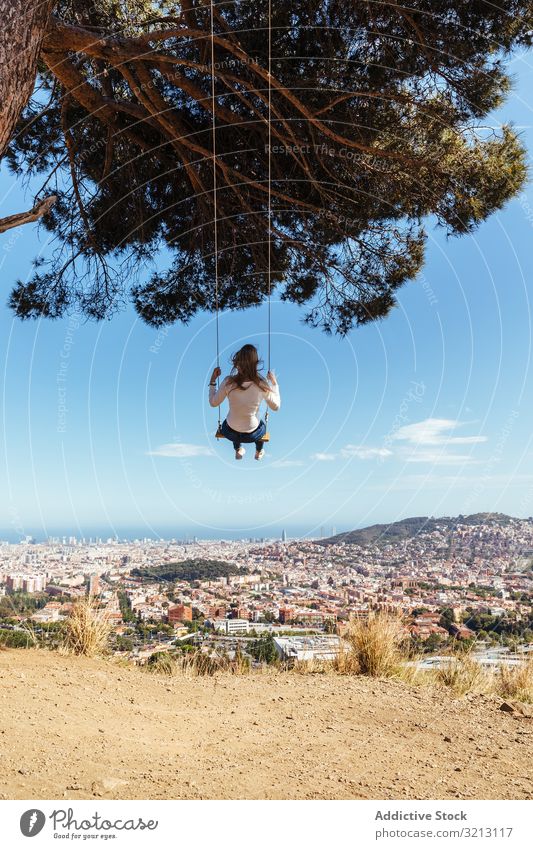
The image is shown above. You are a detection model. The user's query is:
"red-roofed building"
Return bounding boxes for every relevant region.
[168,604,193,625]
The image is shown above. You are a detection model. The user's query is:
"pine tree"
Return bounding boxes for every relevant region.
[1,1,532,332]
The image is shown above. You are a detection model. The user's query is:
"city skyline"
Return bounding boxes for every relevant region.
[0,524,344,545]
[2,513,531,639]
[1,510,531,546]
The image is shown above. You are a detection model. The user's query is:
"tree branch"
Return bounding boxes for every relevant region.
[0,195,57,234]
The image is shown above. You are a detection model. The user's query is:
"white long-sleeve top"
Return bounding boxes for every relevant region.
[209,377,281,432]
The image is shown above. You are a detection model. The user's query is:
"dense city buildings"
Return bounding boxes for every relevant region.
[1,514,532,659]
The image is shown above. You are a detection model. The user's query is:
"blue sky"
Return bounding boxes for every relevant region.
[1,52,533,541]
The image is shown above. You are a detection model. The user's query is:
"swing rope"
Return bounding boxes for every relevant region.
[267,0,272,376]
[210,0,273,440]
[209,0,221,431]
[264,0,272,433]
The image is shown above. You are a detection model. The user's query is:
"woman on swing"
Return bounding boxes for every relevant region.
[209,344,280,461]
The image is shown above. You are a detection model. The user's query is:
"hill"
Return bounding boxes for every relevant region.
[0,648,531,800]
[131,558,241,583]
[318,512,517,547]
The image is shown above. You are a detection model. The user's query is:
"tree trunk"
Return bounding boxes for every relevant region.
[0,0,54,159]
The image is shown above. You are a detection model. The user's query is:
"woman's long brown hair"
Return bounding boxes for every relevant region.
[228,344,269,391]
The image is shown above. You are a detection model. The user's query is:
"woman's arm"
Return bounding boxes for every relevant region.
[265,370,281,411]
[208,368,228,407]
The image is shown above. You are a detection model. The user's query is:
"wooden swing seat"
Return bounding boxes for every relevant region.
[216,426,270,442]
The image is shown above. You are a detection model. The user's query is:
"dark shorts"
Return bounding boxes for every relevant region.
[221,419,266,449]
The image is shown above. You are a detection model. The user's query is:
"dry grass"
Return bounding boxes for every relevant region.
[56,602,533,699]
[145,651,177,676]
[394,660,432,687]
[229,649,252,675]
[61,598,111,657]
[435,655,493,696]
[435,655,533,701]
[344,611,408,677]
[496,660,533,703]
[258,644,533,702]
[18,621,39,648]
[179,651,229,677]
[331,641,360,675]
[143,649,252,677]
[291,658,334,675]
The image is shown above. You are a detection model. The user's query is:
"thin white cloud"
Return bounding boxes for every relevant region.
[310,423,484,466]
[391,418,486,466]
[148,442,214,458]
[393,418,486,446]
[311,445,393,462]
[403,450,482,465]
[271,459,305,468]
[341,445,393,460]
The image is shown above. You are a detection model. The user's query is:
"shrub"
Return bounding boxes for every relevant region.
[61,598,111,657]
[331,641,360,675]
[179,650,226,676]
[436,655,492,696]
[249,634,278,664]
[0,626,37,648]
[345,611,407,677]
[496,660,533,703]
[146,651,176,675]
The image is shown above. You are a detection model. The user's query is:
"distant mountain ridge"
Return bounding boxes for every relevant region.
[317,512,520,547]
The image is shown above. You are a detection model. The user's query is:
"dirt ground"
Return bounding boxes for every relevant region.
[0,648,531,800]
